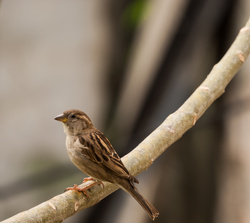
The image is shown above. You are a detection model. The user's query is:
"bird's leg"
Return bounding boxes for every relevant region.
[82,177,96,183]
[82,177,104,189]
[65,180,104,197]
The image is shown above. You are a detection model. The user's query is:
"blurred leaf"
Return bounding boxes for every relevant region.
[121,0,149,30]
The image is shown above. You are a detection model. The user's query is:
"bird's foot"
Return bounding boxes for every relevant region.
[82,177,96,183]
[82,177,104,189]
[65,180,104,197]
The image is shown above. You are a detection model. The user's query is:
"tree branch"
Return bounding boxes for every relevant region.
[2,17,250,223]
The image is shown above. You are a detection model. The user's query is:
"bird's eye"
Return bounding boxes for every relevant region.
[70,114,76,119]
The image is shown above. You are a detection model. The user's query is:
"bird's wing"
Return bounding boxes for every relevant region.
[79,130,138,183]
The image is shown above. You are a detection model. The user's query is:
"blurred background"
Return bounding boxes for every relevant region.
[0,0,249,222]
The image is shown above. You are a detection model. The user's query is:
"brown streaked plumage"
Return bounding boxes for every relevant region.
[55,109,159,220]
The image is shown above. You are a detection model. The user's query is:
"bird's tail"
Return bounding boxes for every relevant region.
[121,181,159,220]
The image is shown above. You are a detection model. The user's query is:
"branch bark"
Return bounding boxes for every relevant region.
[2,17,250,223]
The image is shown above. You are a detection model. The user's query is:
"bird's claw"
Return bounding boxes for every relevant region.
[64,181,104,197]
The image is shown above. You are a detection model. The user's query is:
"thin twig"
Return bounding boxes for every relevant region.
[1,17,250,223]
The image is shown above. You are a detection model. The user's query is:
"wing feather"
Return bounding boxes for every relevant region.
[79,129,138,183]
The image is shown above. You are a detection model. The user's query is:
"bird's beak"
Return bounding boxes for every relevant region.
[54,114,68,123]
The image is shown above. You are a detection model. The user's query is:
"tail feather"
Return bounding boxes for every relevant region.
[121,181,159,220]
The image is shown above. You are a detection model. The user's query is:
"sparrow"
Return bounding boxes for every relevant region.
[55,109,159,220]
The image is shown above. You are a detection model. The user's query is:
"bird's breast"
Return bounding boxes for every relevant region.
[65,136,97,178]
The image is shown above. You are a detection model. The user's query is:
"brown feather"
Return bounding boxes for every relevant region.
[79,130,139,183]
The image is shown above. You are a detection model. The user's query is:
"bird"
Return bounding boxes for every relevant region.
[54,109,159,220]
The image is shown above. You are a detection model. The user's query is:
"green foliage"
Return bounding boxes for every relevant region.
[121,0,149,30]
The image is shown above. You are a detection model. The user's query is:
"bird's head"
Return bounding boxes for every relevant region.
[55,109,93,136]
